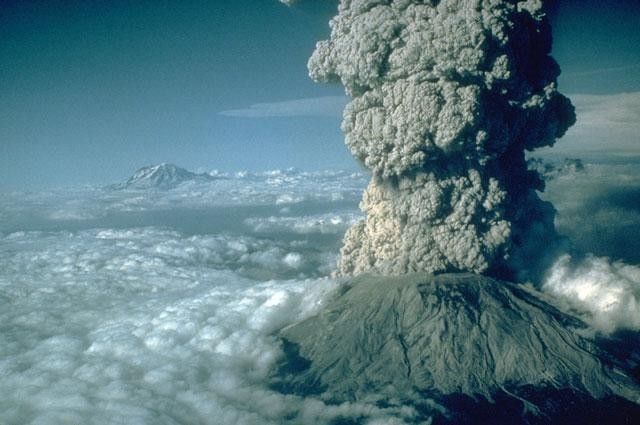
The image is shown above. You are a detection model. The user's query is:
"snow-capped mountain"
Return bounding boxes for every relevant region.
[110,163,219,190]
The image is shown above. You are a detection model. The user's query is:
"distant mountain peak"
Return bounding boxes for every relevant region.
[111,163,218,190]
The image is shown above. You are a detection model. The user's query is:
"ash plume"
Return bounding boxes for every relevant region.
[310,0,575,280]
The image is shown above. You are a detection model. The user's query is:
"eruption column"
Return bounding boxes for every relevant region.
[310,0,576,280]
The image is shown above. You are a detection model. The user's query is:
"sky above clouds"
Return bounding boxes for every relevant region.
[0,0,639,189]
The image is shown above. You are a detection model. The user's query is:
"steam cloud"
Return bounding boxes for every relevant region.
[310,0,575,280]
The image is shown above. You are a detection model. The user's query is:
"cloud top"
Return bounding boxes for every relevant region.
[0,227,423,424]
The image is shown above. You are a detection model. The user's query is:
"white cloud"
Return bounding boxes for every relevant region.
[219,96,348,118]
[538,162,640,334]
[543,254,640,334]
[542,92,640,156]
[0,169,367,234]
[0,228,423,424]
[245,212,362,235]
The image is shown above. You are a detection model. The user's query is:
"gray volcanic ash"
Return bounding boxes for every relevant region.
[308,0,575,281]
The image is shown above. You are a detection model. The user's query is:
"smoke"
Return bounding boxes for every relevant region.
[309,0,575,280]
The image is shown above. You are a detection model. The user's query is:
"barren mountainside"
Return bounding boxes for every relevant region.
[274,273,640,423]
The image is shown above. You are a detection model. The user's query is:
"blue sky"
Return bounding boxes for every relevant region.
[550,0,640,94]
[1,0,639,189]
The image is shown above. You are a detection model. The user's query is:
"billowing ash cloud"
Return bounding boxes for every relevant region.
[310,0,575,280]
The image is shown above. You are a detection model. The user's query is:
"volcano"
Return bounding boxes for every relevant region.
[272,273,640,424]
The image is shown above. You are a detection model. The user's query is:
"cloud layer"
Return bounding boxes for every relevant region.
[219,96,347,118]
[535,160,640,334]
[1,158,640,422]
[0,169,367,235]
[0,227,419,424]
[541,91,640,156]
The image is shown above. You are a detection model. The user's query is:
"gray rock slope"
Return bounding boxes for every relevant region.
[274,274,640,420]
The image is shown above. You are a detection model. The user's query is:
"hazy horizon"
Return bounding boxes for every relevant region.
[1,0,639,189]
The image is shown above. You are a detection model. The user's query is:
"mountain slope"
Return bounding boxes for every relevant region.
[273,273,640,423]
[111,163,218,190]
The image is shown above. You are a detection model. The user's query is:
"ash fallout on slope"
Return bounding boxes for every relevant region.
[306,0,575,281]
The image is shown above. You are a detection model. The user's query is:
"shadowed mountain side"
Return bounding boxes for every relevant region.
[272,273,640,423]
